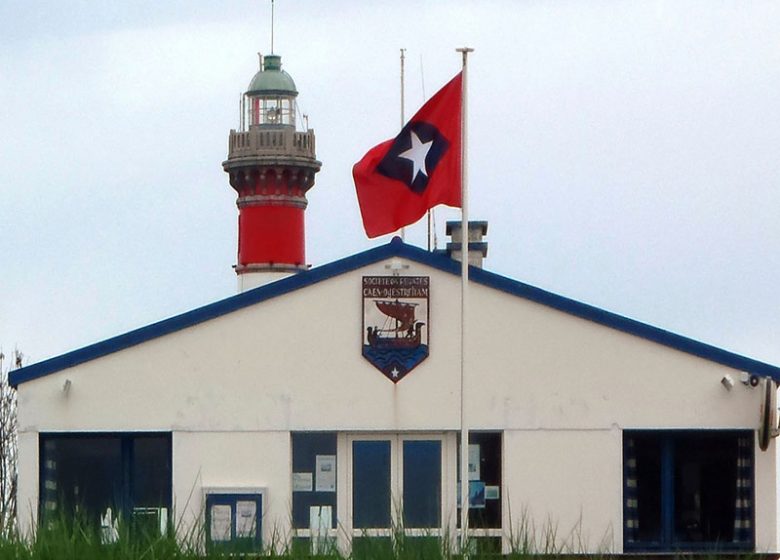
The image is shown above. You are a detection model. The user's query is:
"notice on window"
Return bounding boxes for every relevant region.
[469,481,486,509]
[315,455,336,492]
[468,444,481,481]
[235,500,257,538]
[293,472,313,492]
[210,504,232,542]
[309,505,332,535]
[485,485,500,500]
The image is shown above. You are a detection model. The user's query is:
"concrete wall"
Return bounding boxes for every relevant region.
[15,256,778,551]
[502,430,622,553]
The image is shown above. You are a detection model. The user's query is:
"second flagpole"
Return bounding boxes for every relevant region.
[456,45,474,556]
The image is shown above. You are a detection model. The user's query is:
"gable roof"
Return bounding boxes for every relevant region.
[11,238,780,386]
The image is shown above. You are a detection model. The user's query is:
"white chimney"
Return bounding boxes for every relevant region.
[446,221,488,268]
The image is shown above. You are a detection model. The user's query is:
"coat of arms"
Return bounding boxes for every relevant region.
[362,276,430,383]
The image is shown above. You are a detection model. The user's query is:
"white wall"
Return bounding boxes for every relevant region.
[503,429,622,553]
[16,259,763,434]
[755,438,778,554]
[16,431,39,535]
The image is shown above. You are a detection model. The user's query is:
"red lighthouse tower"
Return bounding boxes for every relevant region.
[223,54,321,291]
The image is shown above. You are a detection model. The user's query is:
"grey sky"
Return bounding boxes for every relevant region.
[1,1,778,368]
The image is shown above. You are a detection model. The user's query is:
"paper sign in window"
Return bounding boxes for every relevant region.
[293,472,313,492]
[468,444,480,481]
[235,501,256,538]
[469,481,486,509]
[315,455,336,492]
[210,504,232,542]
[309,505,332,535]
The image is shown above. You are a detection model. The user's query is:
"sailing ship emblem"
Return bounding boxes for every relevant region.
[362,276,430,383]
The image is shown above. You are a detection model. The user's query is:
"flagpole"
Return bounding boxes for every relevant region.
[399,48,407,241]
[456,45,473,556]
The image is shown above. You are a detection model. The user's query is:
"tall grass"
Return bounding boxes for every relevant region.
[0,513,766,560]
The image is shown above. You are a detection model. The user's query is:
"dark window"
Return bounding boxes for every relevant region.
[291,432,337,529]
[458,432,502,529]
[132,436,172,509]
[402,440,441,528]
[39,433,171,529]
[352,440,391,529]
[624,431,753,552]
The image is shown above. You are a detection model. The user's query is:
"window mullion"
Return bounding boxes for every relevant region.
[660,437,675,547]
[122,436,133,518]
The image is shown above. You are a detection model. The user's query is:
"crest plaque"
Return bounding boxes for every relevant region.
[362,276,430,383]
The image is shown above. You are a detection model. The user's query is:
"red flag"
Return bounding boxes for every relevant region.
[353,72,462,238]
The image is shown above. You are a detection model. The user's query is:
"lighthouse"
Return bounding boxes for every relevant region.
[223,54,321,292]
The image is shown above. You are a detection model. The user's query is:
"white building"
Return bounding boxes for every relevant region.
[10,52,780,556]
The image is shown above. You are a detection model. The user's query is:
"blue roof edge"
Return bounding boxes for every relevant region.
[10,237,780,386]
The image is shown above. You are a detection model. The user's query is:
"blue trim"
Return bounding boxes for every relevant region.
[11,238,780,386]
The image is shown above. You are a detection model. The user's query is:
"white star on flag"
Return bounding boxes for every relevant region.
[399,130,433,182]
[391,367,400,379]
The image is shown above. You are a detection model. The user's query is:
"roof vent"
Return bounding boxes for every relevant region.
[445,221,488,268]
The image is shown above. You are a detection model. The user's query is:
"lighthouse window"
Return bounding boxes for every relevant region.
[264,99,281,124]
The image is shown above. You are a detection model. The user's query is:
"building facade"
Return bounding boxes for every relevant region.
[12,238,780,554]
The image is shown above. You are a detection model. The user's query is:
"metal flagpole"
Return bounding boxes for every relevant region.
[399,48,407,241]
[456,45,474,556]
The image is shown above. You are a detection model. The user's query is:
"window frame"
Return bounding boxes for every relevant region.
[456,431,503,531]
[205,492,263,553]
[344,432,452,539]
[623,429,754,553]
[291,432,338,531]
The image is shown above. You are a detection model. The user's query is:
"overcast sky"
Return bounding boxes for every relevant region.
[1,1,778,368]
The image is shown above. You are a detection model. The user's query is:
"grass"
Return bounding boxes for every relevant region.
[0,512,768,560]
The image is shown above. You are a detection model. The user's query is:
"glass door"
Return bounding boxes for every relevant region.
[401,439,442,529]
[352,439,393,531]
[347,433,451,548]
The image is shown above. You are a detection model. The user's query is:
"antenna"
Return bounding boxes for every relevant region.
[419,54,426,101]
[270,0,275,53]
[400,48,406,127]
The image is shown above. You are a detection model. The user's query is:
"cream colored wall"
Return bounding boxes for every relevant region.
[17,431,39,535]
[16,261,463,433]
[467,282,763,430]
[755,438,778,554]
[502,430,622,553]
[238,271,295,293]
[14,256,778,550]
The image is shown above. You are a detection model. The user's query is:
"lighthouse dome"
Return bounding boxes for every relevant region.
[247,54,298,96]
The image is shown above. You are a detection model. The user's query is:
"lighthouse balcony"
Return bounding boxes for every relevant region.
[228,128,316,160]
